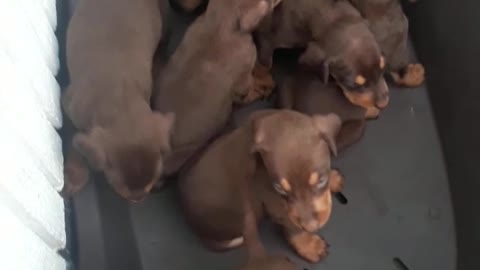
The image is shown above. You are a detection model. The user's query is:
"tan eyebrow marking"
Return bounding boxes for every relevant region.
[355,75,366,86]
[280,178,292,192]
[380,56,386,69]
[309,172,319,186]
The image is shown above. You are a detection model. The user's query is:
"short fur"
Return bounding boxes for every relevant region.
[255,0,389,113]
[278,66,369,151]
[179,110,343,263]
[62,0,174,202]
[153,0,281,177]
[236,155,299,270]
[349,0,425,87]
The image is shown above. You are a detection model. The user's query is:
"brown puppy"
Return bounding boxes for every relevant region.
[179,110,343,263]
[153,0,281,177]
[349,0,425,87]
[255,0,389,117]
[236,157,299,270]
[62,0,174,202]
[278,66,368,151]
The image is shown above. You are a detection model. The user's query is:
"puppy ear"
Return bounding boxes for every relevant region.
[239,0,270,33]
[251,116,270,153]
[73,128,107,170]
[299,43,330,84]
[271,0,282,8]
[312,114,342,156]
[152,112,175,153]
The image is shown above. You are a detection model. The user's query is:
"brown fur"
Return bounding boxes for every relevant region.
[62,0,174,202]
[349,0,425,87]
[255,0,389,111]
[179,110,342,263]
[236,148,299,270]
[153,0,281,177]
[278,66,368,151]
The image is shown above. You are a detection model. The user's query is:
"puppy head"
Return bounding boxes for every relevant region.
[300,23,389,111]
[73,112,174,202]
[236,0,282,32]
[252,111,341,232]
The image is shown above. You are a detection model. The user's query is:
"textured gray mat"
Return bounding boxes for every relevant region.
[129,83,456,270]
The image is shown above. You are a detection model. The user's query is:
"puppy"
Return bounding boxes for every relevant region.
[62,0,174,202]
[255,0,389,118]
[348,0,425,87]
[236,159,299,270]
[153,0,281,177]
[179,110,343,263]
[278,66,368,151]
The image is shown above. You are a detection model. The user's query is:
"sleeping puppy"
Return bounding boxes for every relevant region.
[179,110,343,263]
[153,0,281,177]
[348,0,425,87]
[278,66,368,151]
[62,0,174,202]
[255,0,389,118]
[236,158,299,270]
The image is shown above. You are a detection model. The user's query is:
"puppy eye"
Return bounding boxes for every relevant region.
[273,182,288,196]
[315,175,329,190]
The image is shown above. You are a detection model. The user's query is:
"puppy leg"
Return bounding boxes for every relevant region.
[62,143,90,196]
[328,169,344,193]
[239,63,276,104]
[285,228,329,263]
[256,37,275,69]
[390,63,425,87]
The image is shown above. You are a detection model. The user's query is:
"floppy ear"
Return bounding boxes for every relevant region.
[73,128,107,170]
[311,114,342,156]
[298,43,330,84]
[239,0,270,33]
[251,116,271,153]
[271,0,282,8]
[152,112,175,153]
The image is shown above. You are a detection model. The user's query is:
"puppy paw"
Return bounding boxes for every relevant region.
[365,106,381,119]
[62,163,90,197]
[288,232,329,263]
[391,63,425,87]
[239,64,275,104]
[329,169,344,193]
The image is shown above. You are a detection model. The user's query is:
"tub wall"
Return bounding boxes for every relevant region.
[405,0,480,268]
[0,0,66,269]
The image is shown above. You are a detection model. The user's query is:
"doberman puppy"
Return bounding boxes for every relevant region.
[349,0,425,87]
[255,0,389,118]
[179,110,343,263]
[278,66,368,152]
[235,156,299,270]
[153,0,281,178]
[62,0,174,202]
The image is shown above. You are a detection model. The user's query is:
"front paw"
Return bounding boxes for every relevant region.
[365,106,380,119]
[239,64,276,104]
[62,162,90,197]
[391,63,425,87]
[288,232,329,263]
[329,169,344,193]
